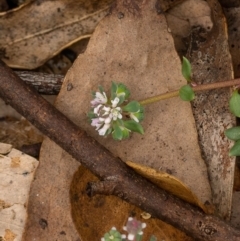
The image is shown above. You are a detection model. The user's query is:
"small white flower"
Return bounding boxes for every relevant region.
[98,123,111,136]
[91,92,107,107]
[91,118,103,130]
[89,83,144,139]
[141,223,146,229]
[104,116,112,124]
[111,97,120,107]
[102,106,111,116]
[111,107,122,121]
[130,112,139,123]
[91,118,99,126]
[127,233,135,240]
[93,104,103,115]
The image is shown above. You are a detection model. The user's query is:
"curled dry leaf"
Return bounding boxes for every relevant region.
[0,0,112,69]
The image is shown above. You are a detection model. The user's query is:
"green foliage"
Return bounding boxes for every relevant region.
[179,85,195,101]
[111,82,130,104]
[225,127,240,141]
[112,125,123,140]
[226,90,240,156]
[103,228,122,241]
[229,90,240,117]
[122,101,140,112]
[182,56,192,82]
[124,120,144,134]
[229,140,240,156]
[149,236,157,241]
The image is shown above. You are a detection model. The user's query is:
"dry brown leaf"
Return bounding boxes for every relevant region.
[70,165,193,241]
[126,161,213,213]
[166,0,235,220]
[56,0,212,209]
[224,7,240,77]
[0,117,43,149]
[23,139,81,241]
[0,144,39,241]
[165,0,213,55]
[0,0,112,69]
[187,0,235,220]
[23,0,214,239]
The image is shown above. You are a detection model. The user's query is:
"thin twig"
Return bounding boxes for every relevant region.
[139,78,240,105]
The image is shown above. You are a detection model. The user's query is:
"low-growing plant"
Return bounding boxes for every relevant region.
[89,57,240,156]
[101,217,157,241]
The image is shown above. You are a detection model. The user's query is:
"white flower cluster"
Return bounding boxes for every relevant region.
[89,82,144,140]
[91,92,122,136]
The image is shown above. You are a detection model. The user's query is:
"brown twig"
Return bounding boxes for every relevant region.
[0,61,240,240]
[139,79,240,105]
[15,71,64,95]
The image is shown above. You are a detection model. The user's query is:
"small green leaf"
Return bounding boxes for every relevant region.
[122,101,140,112]
[149,235,157,241]
[124,120,144,134]
[112,125,123,140]
[117,83,130,100]
[229,140,240,156]
[87,111,96,119]
[98,85,104,94]
[182,57,192,82]
[179,85,195,101]
[229,90,240,117]
[130,111,144,122]
[225,127,240,141]
[111,82,118,99]
[122,127,130,139]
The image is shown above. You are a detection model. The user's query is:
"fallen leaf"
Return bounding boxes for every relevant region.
[56,0,213,209]
[23,0,213,239]
[70,165,193,241]
[0,144,39,241]
[223,6,240,77]
[0,0,112,69]
[126,161,213,213]
[22,139,81,241]
[169,0,235,219]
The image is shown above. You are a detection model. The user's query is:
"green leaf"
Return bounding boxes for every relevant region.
[225,127,240,141]
[112,125,123,140]
[122,128,130,139]
[122,101,140,112]
[98,85,104,94]
[130,111,144,122]
[229,90,240,117]
[124,120,144,134]
[229,140,240,156]
[117,83,130,100]
[149,235,157,241]
[179,85,195,101]
[111,82,118,99]
[182,57,192,82]
[87,111,96,119]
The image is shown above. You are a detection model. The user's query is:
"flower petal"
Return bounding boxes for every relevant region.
[111,97,120,108]
[130,113,139,123]
[95,91,108,104]
[98,123,111,136]
[93,104,102,115]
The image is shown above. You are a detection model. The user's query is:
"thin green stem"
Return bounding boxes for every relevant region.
[139,78,240,106]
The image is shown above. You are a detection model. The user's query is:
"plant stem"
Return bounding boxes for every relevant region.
[139,78,240,105]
